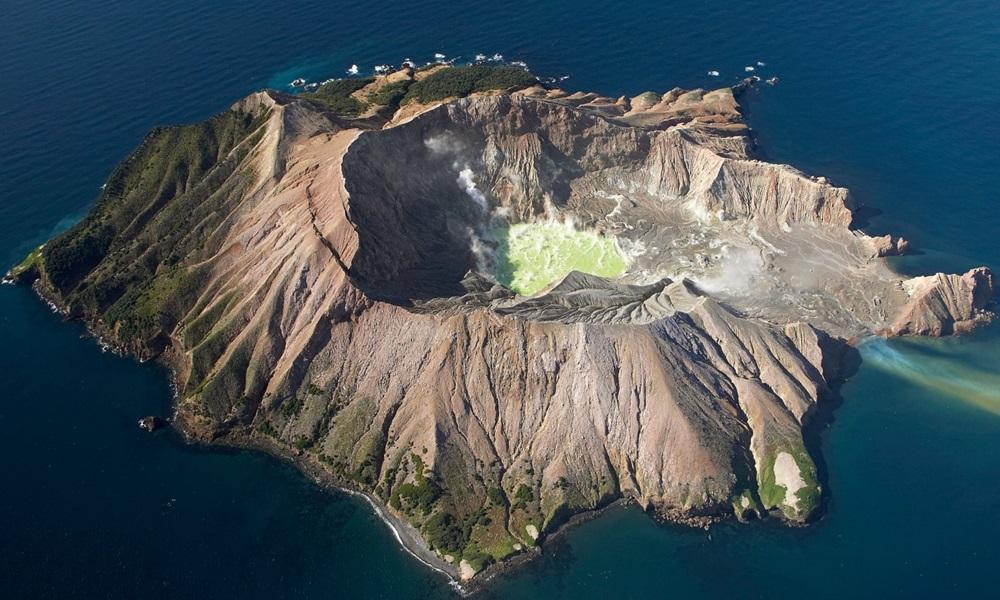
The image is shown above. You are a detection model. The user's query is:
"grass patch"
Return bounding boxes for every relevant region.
[389,453,440,515]
[103,267,189,341]
[302,78,373,116]
[757,443,819,519]
[402,65,536,104]
[257,421,278,438]
[367,79,411,107]
[8,245,44,282]
[39,102,267,314]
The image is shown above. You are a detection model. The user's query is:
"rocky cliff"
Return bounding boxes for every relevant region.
[11,65,994,582]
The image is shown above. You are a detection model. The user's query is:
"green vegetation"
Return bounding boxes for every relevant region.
[7,245,44,283]
[403,65,536,104]
[280,396,304,418]
[300,65,536,114]
[102,267,196,342]
[43,223,114,291]
[38,103,266,316]
[510,482,536,511]
[494,221,628,296]
[514,483,534,502]
[389,453,440,515]
[187,310,249,394]
[485,486,508,507]
[256,421,278,438]
[323,396,376,469]
[303,78,373,116]
[384,452,524,567]
[465,502,521,563]
[422,512,465,555]
[350,429,385,486]
[757,443,820,519]
[366,79,411,107]
[25,99,270,420]
[462,552,495,573]
[181,290,238,348]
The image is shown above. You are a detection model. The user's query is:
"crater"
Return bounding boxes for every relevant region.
[492,221,627,296]
[333,93,925,335]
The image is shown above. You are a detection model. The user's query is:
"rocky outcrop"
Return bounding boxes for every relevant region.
[871,234,910,257]
[889,268,995,335]
[138,416,168,432]
[13,66,993,583]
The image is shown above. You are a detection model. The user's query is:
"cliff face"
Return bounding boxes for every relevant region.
[13,67,994,581]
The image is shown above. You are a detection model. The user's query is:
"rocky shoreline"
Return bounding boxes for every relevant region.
[23,269,831,592]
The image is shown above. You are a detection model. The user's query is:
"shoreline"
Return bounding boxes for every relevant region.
[201,428,657,594]
[21,281,462,590]
[175,426,467,588]
[19,279,819,590]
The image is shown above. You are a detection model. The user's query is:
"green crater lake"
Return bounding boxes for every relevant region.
[494,222,627,296]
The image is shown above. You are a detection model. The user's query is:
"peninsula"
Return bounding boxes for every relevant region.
[9,63,994,583]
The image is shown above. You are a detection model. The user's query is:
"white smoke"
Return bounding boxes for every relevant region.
[694,245,765,296]
[456,167,488,211]
[424,133,462,155]
[423,131,519,225]
[467,227,493,273]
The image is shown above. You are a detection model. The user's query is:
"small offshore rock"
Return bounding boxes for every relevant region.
[138,416,167,432]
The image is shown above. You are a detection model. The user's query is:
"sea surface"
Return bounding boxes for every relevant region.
[2,1,999,598]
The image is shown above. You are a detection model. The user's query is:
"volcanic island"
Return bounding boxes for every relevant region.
[9,63,994,584]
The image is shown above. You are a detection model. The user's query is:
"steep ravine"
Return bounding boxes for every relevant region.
[9,65,994,584]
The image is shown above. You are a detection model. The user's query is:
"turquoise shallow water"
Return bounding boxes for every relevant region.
[1,1,998,598]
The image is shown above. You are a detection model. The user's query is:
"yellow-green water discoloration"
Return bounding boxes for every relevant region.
[494,222,627,296]
[861,336,1000,416]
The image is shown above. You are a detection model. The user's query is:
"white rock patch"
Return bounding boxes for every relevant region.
[774,451,806,510]
[459,559,476,580]
[526,524,539,540]
[903,275,934,297]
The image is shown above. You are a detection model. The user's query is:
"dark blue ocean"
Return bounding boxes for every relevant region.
[2,1,998,597]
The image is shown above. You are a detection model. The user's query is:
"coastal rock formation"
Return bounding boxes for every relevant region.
[889,267,995,336]
[12,65,994,582]
[870,234,910,258]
